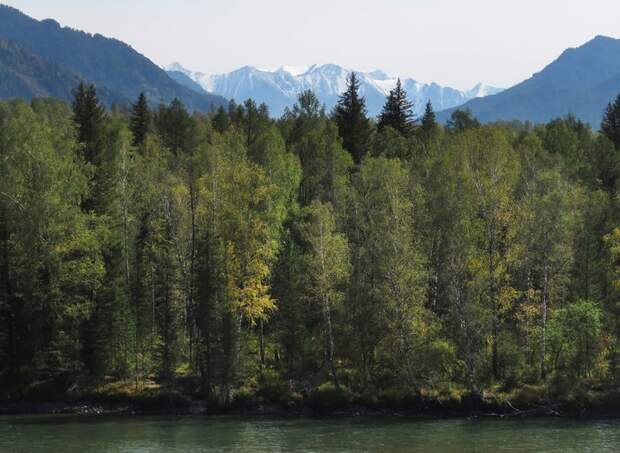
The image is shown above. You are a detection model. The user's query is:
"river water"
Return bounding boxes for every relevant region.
[1,415,619,452]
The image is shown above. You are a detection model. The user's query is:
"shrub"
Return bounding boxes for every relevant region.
[548,299,603,379]
[311,382,353,408]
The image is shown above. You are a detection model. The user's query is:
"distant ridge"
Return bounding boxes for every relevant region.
[0,4,227,110]
[166,62,502,117]
[167,70,209,95]
[0,39,122,105]
[438,35,620,127]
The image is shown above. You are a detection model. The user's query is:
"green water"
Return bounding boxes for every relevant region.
[1,416,619,452]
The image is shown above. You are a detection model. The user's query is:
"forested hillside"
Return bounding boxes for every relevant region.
[440,35,620,127]
[0,39,122,106]
[0,4,227,111]
[2,75,620,410]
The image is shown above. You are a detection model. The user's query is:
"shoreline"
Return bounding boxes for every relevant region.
[2,398,620,419]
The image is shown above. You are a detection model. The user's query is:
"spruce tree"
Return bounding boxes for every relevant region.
[421,101,438,140]
[155,99,192,154]
[601,93,620,150]
[72,82,107,213]
[378,78,415,136]
[334,72,371,164]
[212,106,230,134]
[130,92,151,147]
[72,81,105,165]
[295,89,322,118]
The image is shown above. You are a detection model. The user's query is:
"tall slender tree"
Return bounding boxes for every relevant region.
[302,201,350,390]
[212,106,230,134]
[378,78,415,136]
[334,72,371,164]
[155,98,193,154]
[130,93,151,147]
[601,93,620,150]
[420,101,438,140]
[72,81,105,166]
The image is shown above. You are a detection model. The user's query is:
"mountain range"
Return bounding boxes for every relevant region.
[0,4,227,110]
[438,35,620,127]
[165,62,502,117]
[0,4,619,127]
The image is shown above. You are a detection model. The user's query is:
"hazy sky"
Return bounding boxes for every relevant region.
[6,0,620,90]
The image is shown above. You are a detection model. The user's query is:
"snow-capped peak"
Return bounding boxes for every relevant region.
[164,62,207,81]
[466,83,503,99]
[164,62,192,76]
[276,65,313,76]
[368,70,391,81]
[166,62,503,117]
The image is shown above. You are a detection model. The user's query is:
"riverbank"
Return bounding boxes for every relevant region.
[2,386,620,419]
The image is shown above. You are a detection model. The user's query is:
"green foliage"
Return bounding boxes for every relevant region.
[548,300,603,379]
[446,109,480,132]
[154,99,193,154]
[601,93,620,150]
[378,78,415,136]
[301,201,350,389]
[0,5,227,111]
[286,93,353,206]
[72,81,106,165]
[130,93,151,147]
[3,88,620,409]
[311,381,354,408]
[212,106,230,134]
[420,101,438,141]
[334,72,371,164]
[370,125,411,159]
[0,99,102,388]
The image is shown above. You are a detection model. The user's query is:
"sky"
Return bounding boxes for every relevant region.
[6,0,620,90]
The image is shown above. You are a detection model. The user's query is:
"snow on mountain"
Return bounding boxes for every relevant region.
[274,65,312,76]
[165,62,503,117]
[465,82,503,99]
[165,62,193,77]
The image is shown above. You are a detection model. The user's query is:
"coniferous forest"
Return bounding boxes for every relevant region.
[3,76,620,411]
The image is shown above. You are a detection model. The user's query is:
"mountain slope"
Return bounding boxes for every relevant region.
[167,62,502,117]
[0,39,122,105]
[438,35,620,126]
[167,70,208,95]
[0,4,227,111]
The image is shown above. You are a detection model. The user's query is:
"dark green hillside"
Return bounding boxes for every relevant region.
[439,35,620,126]
[0,39,121,105]
[0,4,227,111]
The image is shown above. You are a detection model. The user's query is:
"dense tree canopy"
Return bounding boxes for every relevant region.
[2,85,620,410]
[602,93,620,150]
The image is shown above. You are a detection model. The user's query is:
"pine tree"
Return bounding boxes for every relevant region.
[421,101,438,140]
[155,99,192,154]
[295,90,322,118]
[212,106,230,134]
[601,93,620,150]
[378,78,415,136]
[130,92,151,147]
[334,72,371,164]
[243,99,270,151]
[72,82,107,213]
[72,81,105,165]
